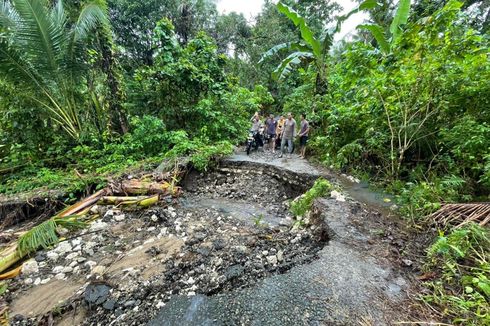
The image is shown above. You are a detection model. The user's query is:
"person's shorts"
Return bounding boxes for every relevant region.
[300,135,308,146]
[268,133,276,139]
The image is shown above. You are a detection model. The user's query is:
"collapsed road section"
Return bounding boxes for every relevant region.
[2,157,337,325]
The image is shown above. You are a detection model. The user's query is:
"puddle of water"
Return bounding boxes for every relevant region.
[181,197,284,227]
[337,178,395,215]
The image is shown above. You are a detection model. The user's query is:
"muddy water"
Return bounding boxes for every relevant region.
[337,177,395,214]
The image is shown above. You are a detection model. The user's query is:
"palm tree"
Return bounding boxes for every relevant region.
[260,0,378,94]
[0,0,111,140]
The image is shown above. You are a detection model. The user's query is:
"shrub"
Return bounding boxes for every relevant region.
[290,178,332,217]
[423,224,490,325]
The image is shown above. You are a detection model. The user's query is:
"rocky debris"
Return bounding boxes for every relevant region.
[342,174,361,184]
[330,190,346,202]
[7,162,331,326]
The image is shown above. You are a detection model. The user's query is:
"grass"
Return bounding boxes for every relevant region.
[0,154,165,198]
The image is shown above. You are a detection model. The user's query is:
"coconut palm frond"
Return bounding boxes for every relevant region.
[0,0,110,140]
[54,215,87,230]
[13,0,66,74]
[17,218,58,257]
[16,216,87,257]
[73,1,109,42]
[0,0,20,30]
[0,38,41,87]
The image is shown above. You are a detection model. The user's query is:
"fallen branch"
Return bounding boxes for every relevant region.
[0,167,181,275]
[99,195,159,208]
[58,189,108,217]
[98,196,151,205]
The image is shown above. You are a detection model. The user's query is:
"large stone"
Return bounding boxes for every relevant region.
[22,260,39,275]
[54,273,66,280]
[92,265,106,275]
[114,214,125,222]
[62,266,74,273]
[46,252,59,261]
[52,266,64,274]
[85,283,111,305]
[90,221,109,232]
[266,255,278,265]
[54,241,72,255]
[66,252,80,260]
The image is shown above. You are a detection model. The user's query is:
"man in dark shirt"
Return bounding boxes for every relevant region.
[299,113,310,159]
[265,114,277,153]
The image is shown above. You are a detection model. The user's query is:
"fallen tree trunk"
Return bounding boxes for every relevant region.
[119,179,180,196]
[98,195,159,208]
[58,189,108,217]
[0,165,183,276]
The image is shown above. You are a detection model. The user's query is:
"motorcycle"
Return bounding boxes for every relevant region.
[246,129,264,155]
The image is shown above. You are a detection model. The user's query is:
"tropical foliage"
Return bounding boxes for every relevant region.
[0,0,111,139]
[0,0,489,324]
[260,0,378,93]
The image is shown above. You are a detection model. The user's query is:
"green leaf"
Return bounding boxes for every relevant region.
[477,281,490,297]
[336,0,379,34]
[358,24,391,53]
[17,216,86,257]
[277,2,322,59]
[390,0,411,41]
[448,244,465,258]
[0,0,19,30]
[272,51,314,80]
[259,42,310,63]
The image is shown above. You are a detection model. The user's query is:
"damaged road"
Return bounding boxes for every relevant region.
[3,152,421,325]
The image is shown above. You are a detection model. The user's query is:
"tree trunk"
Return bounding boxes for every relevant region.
[99,33,129,135]
[315,66,328,95]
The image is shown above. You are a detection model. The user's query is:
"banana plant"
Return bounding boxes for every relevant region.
[358,0,412,54]
[0,0,110,140]
[259,0,378,93]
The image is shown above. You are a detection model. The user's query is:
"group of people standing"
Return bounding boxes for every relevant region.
[250,112,309,159]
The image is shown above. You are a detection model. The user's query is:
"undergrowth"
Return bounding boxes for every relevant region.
[422,223,490,325]
[0,116,235,196]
